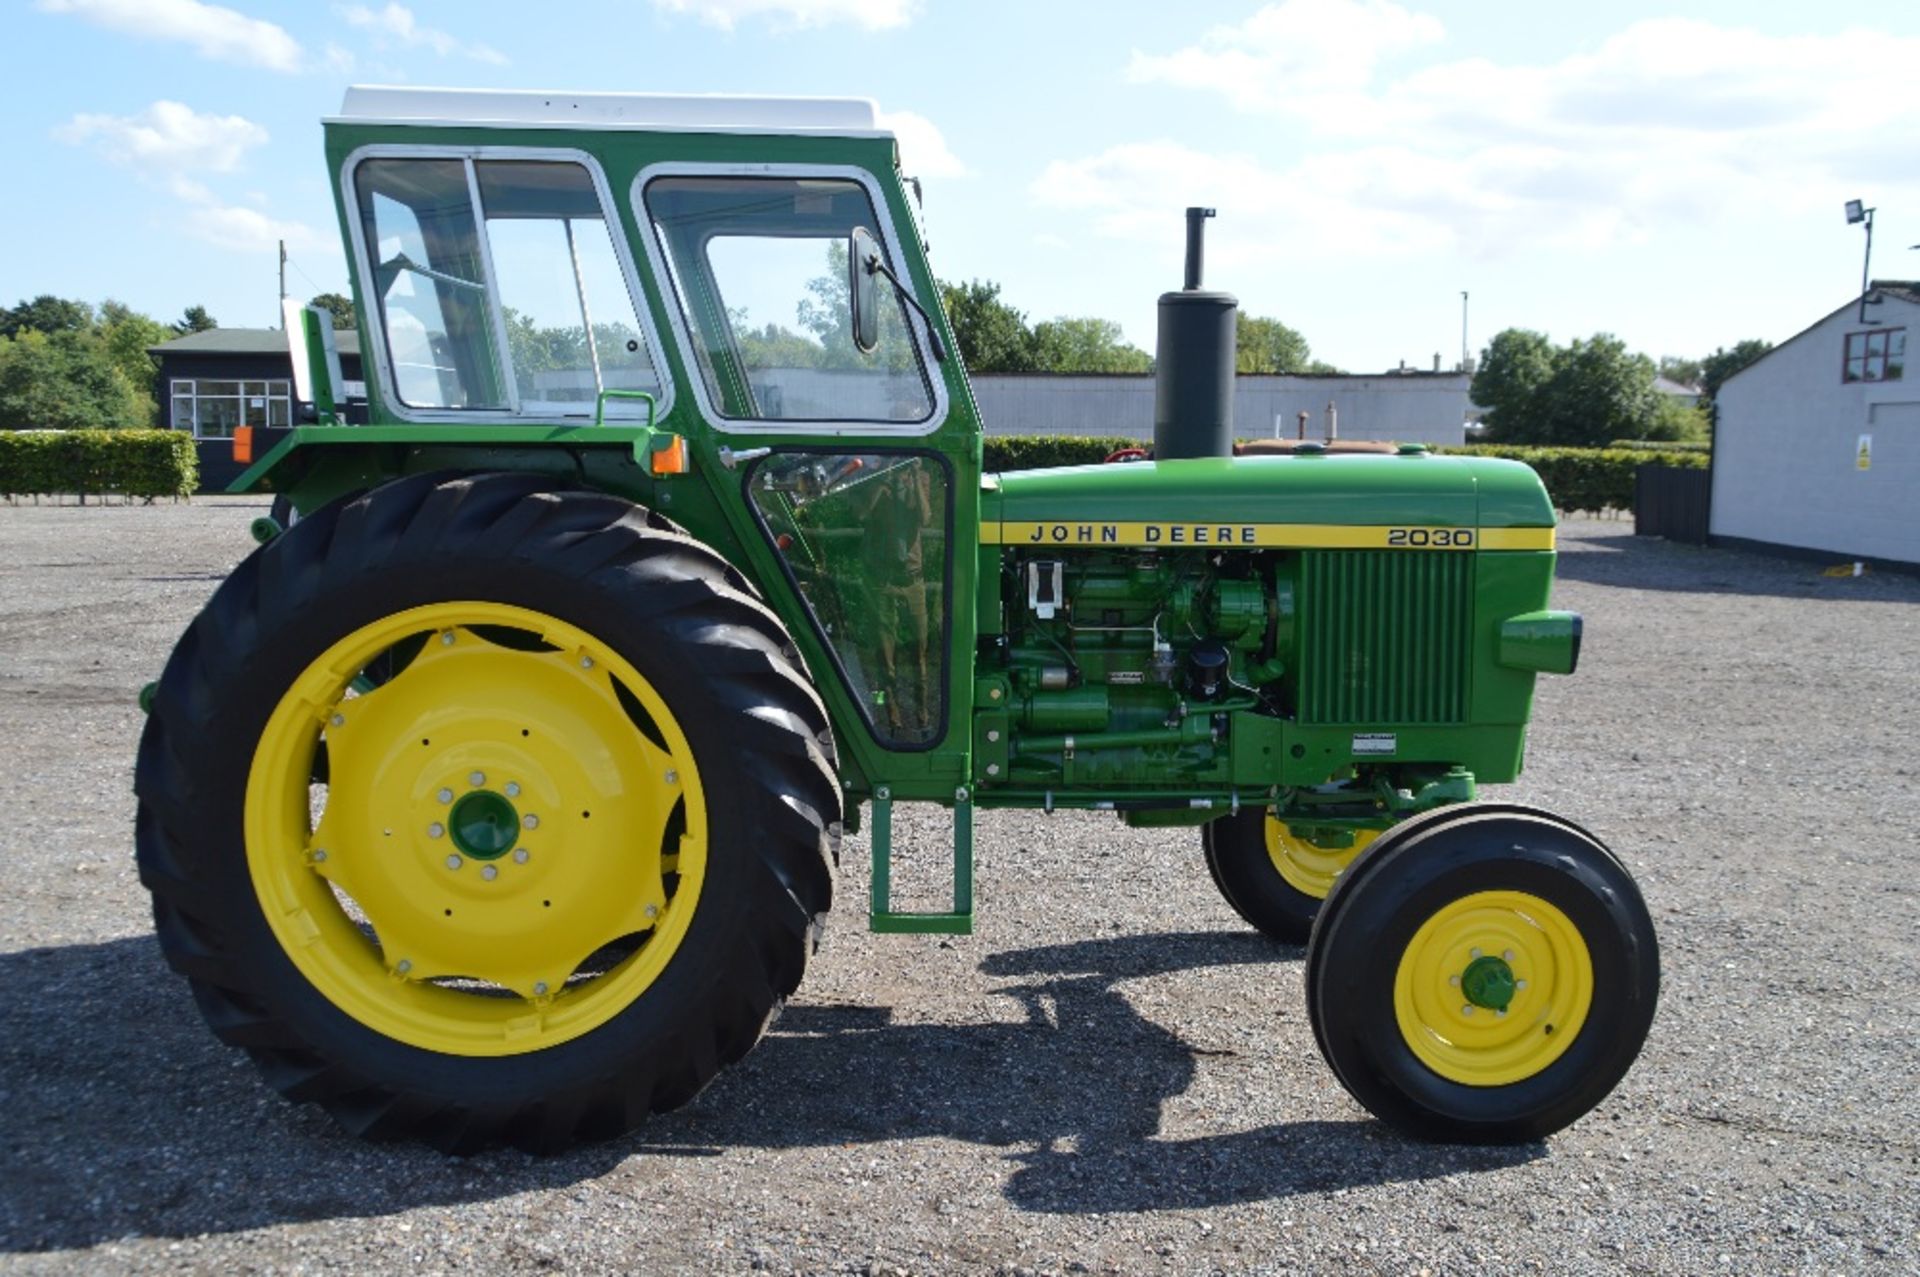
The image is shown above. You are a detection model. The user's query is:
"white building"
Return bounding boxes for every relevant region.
[969,372,1474,448]
[1711,281,1918,570]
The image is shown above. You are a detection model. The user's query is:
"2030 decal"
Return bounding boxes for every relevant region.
[1387,528,1476,547]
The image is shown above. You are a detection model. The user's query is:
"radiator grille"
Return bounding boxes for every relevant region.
[1298,551,1473,725]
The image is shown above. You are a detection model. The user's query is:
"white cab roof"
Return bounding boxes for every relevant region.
[333,86,888,137]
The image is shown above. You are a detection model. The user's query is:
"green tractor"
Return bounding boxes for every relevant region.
[135,87,1657,1152]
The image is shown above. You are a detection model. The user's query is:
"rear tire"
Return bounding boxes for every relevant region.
[135,471,838,1152]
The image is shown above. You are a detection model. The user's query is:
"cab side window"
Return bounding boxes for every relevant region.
[353,155,661,418]
[644,176,933,424]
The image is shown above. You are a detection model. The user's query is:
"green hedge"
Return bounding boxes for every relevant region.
[0,429,198,501]
[1606,439,1711,454]
[982,434,1704,515]
[1442,444,1706,514]
[983,434,1139,471]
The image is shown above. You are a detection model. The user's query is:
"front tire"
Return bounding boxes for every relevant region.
[135,472,838,1151]
[1305,806,1658,1143]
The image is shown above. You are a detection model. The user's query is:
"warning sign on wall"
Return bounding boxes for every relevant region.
[1857,434,1872,471]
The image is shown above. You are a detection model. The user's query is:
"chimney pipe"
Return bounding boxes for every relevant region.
[1183,207,1213,290]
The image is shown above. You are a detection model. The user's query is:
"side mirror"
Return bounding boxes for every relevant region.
[849,226,881,354]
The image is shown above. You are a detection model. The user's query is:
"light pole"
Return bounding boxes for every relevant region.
[1460,290,1469,372]
[1845,200,1875,323]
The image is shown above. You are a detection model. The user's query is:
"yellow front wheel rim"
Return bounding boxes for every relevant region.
[243,601,707,1057]
[1393,890,1594,1086]
[1265,818,1376,900]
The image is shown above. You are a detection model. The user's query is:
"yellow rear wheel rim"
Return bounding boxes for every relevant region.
[244,601,707,1057]
[1265,818,1376,900]
[1393,890,1594,1086]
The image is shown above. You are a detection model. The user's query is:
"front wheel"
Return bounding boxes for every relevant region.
[135,472,838,1151]
[1305,806,1658,1143]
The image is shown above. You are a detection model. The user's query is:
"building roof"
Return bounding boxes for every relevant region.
[1654,376,1701,397]
[150,327,360,357]
[331,86,886,137]
[1720,281,1919,390]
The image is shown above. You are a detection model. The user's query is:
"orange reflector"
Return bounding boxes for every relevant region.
[649,434,689,476]
[232,425,253,464]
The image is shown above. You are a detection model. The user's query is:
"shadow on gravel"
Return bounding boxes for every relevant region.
[655,930,1542,1213]
[0,931,1537,1250]
[1554,533,1920,600]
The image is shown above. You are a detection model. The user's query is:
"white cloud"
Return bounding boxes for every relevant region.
[337,3,507,65]
[877,110,969,179]
[56,101,268,174]
[1071,13,1920,262]
[651,0,913,32]
[180,199,328,254]
[1129,0,1443,114]
[56,100,324,256]
[37,0,302,72]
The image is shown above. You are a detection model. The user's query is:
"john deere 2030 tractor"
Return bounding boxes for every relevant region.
[135,87,1658,1152]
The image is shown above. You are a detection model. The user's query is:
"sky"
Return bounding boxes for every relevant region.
[6,0,1919,375]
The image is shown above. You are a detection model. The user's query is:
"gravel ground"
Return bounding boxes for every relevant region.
[1,498,1917,1275]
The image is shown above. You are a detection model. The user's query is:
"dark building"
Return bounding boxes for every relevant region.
[150,327,363,490]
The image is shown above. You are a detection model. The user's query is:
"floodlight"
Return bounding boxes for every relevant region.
[1845,200,1865,225]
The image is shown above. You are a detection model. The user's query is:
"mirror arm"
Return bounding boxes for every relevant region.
[863,255,948,363]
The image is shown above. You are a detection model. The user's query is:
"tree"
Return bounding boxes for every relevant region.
[308,293,356,330]
[1235,315,1313,373]
[1642,396,1710,443]
[1,295,94,339]
[1532,335,1661,447]
[938,279,1034,373]
[1471,328,1556,440]
[0,329,149,430]
[172,305,218,335]
[1699,339,1772,401]
[97,299,170,413]
[1029,316,1151,373]
[1473,329,1663,446]
[1657,356,1703,388]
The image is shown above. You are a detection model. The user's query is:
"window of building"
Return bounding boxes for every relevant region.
[170,379,291,438]
[351,153,661,418]
[1843,328,1906,383]
[643,175,934,425]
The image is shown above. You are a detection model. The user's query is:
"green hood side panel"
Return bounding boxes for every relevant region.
[982,455,1555,530]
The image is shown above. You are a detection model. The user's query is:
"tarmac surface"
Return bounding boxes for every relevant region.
[1,497,1917,1274]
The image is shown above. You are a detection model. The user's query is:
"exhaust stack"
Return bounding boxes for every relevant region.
[1153,207,1238,460]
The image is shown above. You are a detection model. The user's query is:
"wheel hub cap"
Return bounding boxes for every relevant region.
[1460,953,1516,1011]
[449,790,518,860]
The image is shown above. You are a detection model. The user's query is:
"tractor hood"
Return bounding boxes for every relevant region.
[980,453,1555,550]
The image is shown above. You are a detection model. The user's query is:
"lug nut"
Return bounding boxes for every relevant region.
[1515,979,1528,991]
[579,655,594,669]
[1503,949,1515,961]
[446,853,462,869]
[522,814,539,830]
[481,865,498,881]
[428,822,445,839]
[440,632,455,646]
[1462,1004,1475,1016]
[533,981,549,996]
[644,903,659,920]
[665,770,679,785]
[311,849,328,863]
[1449,975,1461,987]
[330,713,345,727]
[437,788,454,804]
[396,960,413,975]
[513,848,529,864]
[1470,947,1482,959]
[469,771,485,787]
[505,782,521,798]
